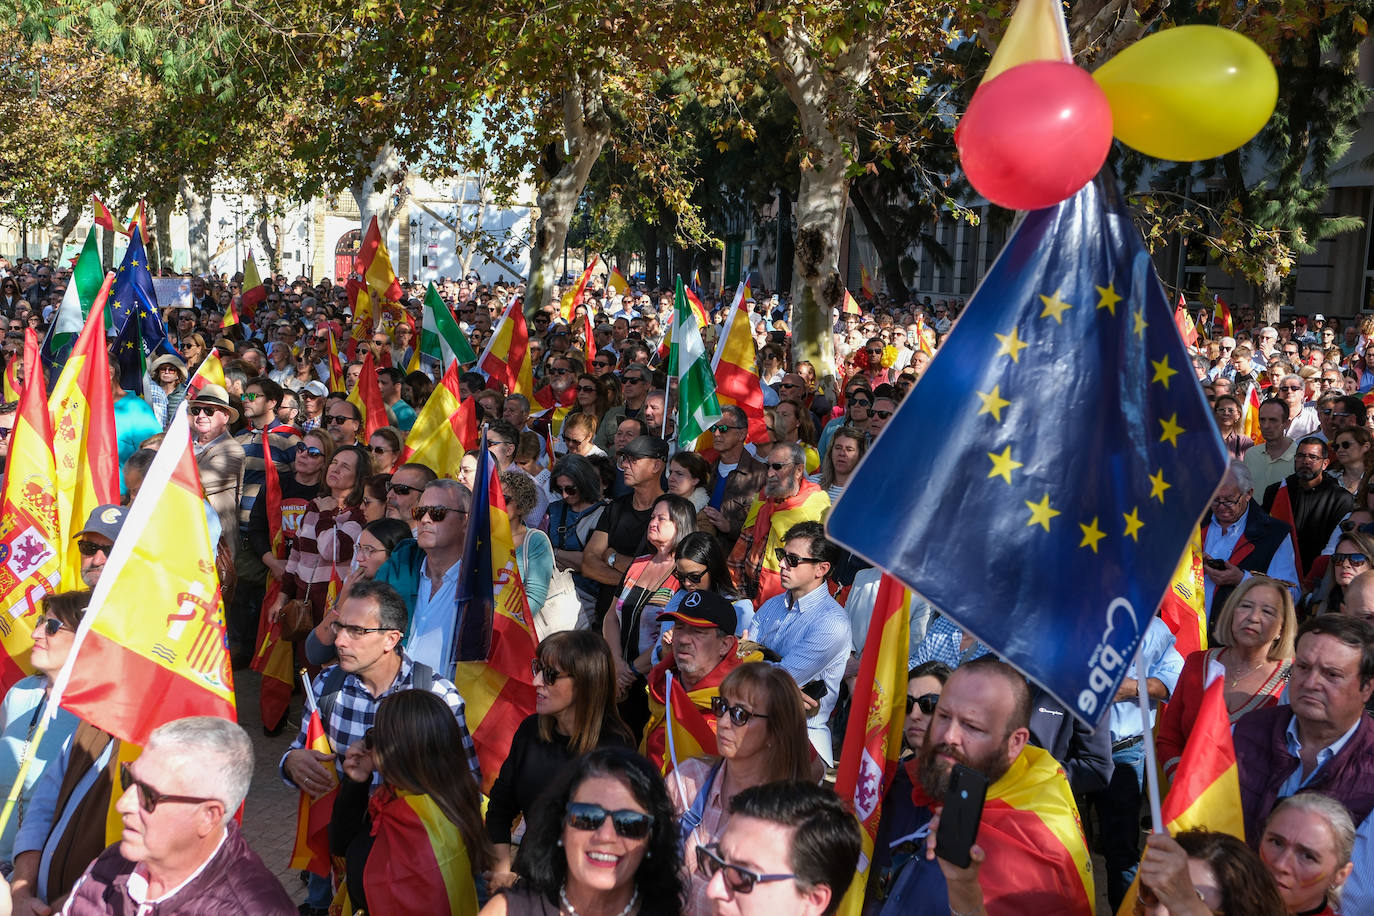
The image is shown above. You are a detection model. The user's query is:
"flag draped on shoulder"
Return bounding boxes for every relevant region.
[453,431,536,792]
[828,174,1228,728]
[401,363,477,476]
[48,276,120,587]
[834,575,914,916]
[360,788,479,915]
[347,351,388,440]
[108,227,176,395]
[659,670,718,775]
[48,405,236,744]
[42,227,104,382]
[710,281,769,445]
[669,277,721,446]
[0,330,62,690]
[478,299,534,397]
[417,282,476,374]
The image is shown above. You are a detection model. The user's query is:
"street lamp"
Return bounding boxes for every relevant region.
[410,218,420,279]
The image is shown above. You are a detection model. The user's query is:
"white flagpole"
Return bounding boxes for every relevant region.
[1135,644,1164,832]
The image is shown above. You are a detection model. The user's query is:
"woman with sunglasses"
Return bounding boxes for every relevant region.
[482,747,682,916]
[669,662,812,916]
[1212,394,1253,459]
[146,353,188,431]
[563,373,610,435]
[655,532,753,645]
[334,689,492,916]
[547,455,607,622]
[267,443,370,635]
[368,427,403,475]
[1306,529,1374,617]
[1328,426,1372,495]
[771,400,819,475]
[304,517,414,670]
[817,383,872,458]
[901,660,950,755]
[484,631,634,894]
[0,591,88,872]
[1157,576,1296,780]
[246,430,332,578]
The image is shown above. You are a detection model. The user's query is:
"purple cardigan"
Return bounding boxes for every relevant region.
[1232,705,1374,846]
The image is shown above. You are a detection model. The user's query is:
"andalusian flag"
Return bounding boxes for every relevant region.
[251,446,294,732]
[289,692,336,877]
[559,256,598,322]
[42,227,105,379]
[668,276,721,446]
[358,788,480,915]
[710,281,768,445]
[834,575,912,916]
[1159,532,1207,659]
[477,299,534,398]
[186,347,226,399]
[240,254,266,318]
[453,432,536,792]
[357,216,403,304]
[47,404,236,745]
[608,267,629,296]
[0,329,62,690]
[415,282,476,375]
[48,278,120,587]
[92,194,118,234]
[346,351,388,441]
[401,363,477,477]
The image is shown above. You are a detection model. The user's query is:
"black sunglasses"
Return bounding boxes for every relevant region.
[296,445,324,458]
[711,695,768,726]
[674,566,707,584]
[188,405,218,417]
[871,409,894,419]
[531,659,564,684]
[77,539,111,557]
[35,617,66,636]
[766,461,793,472]
[412,504,465,522]
[1333,552,1369,566]
[556,484,580,496]
[849,398,871,408]
[774,548,821,568]
[564,802,654,839]
[119,762,217,813]
[326,414,353,425]
[695,843,795,894]
[906,693,940,715]
[387,481,421,496]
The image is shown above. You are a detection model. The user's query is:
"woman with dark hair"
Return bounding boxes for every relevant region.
[484,630,635,892]
[482,747,683,916]
[669,663,813,916]
[816,425,867,502]
[306,516,415,664]
[1213,394,1253,458]
[566,373,611,432]
[666,452,712,512]
[547,454,606,622]
[405,370,434,409]
[818,381,873,457]
[362,473,391,523]
[604,494,696,734]
[501,470,554,620]
[1136,829,1285,915]
[0,591,90,869]
[335,689,493,915]
[368,426,404,475]
[268,443,370,629]
[656,532,753,644]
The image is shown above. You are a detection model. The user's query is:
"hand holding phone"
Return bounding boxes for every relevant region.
[934,763,988,869]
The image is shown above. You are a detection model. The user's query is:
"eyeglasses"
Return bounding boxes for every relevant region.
[354,543,388,558]
[766,461,793,472]
[1334,411,1353,419]
[1333,552,1369,567]
[531,659,564,684]
[711,695,769,726]
[387,481,420,496]
[866,348,885,357]
[188,405,218,417]
[0,427,11,441]
[77,539,111,557]
[1211,494,1247,509]
[326,414,353,425]
[564,802,654,839]
[1280,384,1303,392]
[1333,441,1358,450]
[849,398,871,408]
[34,617,66,637]
[774,548,821,568]
[239,392,262,403]
[777,382,801,390]
[296,446,324,459]
[674,566,707,584]
[119,762,217,814]
[695,843,795,895]
[871,409,894,419]
[576,385,598,393]
[488,439,512,449]
[412,504,466,522]
[328,620,398,639]
[549,367,573,376]
[710,423,746,434]
[906,693,940,715]
[623,376,648,385]
[556,484,580,497]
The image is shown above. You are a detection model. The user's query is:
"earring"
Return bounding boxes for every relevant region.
[557,838,564,847]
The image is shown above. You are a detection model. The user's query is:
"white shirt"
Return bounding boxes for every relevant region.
[1202,507,1300,610]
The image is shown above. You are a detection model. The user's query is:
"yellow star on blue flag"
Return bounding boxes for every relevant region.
[828,174,1229,728]
[109,227,178,394]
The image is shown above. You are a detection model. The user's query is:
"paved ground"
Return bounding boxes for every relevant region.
[235,668,309,906]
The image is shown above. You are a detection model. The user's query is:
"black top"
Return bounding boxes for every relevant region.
[245,470,322,560]
[485,713,634,845]
[593,493,655,616]
[330,776,376,915]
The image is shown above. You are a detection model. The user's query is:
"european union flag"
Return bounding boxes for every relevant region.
[828,174,1228,728]
[109,228,177,394]
[453,428,495,669]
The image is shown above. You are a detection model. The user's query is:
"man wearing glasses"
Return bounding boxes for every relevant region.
[1206,336,1237,381]
[322,397,362,446]
[699,406,767,549]
[1262,437,1354,582]
[1277,373,1320,439]
[727,443,830,608]
[190,384,247,563]
[1202,460,1300,624]
[61,717,295,914]
[594,366,653,451]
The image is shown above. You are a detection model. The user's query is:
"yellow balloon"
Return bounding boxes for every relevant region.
[1093,25,1278,161]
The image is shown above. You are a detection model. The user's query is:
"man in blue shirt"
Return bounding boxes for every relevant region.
[749,521,851,765]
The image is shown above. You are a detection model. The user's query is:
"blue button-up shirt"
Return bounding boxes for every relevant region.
[909,614,993,671]
[751,583,851,765]
[1277,713,1362,798]
[1107,617,1185,744]
[407,557,463,673]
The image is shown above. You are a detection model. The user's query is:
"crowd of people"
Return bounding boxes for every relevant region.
[0,255,1372,915]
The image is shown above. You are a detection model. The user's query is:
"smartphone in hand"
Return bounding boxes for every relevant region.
[935,763,988,869]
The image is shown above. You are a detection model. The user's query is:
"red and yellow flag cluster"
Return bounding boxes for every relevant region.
[290,705,336,877]
[401,363,478,477]
[478,299,534,399]
[709,281,768,445]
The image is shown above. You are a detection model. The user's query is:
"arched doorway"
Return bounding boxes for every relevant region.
[334,229,361,280]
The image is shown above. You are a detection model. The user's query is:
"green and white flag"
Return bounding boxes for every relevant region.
[41,227,104,375]
[415,281,476,375]
[668,275,721,446]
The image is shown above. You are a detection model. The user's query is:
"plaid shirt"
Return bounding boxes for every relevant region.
[280,652,480,786]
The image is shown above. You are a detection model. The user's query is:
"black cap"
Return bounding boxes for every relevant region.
[619,435,668,462]
[662,590,737,633]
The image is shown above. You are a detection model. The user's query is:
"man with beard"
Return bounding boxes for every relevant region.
[1263,437,1354,580]
[864,657,1094,916]
[727,443,830,607]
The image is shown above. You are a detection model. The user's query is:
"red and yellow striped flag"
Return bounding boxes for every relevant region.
[357,216,404,305]
[289,706,336,877]
[361,788,479,915]
[327,328,347,394]
[251,442,294,732]
[477,299,533,398]
[608,267,629,296]
[1242,384,1263,445]
[347,350,388,441]
[843,289,863,317]
[660,670,718,775]
[92,195,117,234]
[860,265,875,300]
[186,347,226,399]
[401,363,477,477]
[1159,532,1207,659]
[559,256,598,322]
[220,300,240,329]
[0,329,61,690]
[51,404,236,745]
[240,255,266,319]
[914,314,936,356]
[834,574,912,916]
[709,281,768,445]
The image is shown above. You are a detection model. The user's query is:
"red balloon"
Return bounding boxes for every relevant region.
[955,60,1114,211]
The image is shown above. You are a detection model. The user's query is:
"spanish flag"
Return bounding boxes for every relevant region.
[2,358,19,403]
[240,254,266,318]
[348,277,375,350]
[347,350,388,441]
[357,216,404,304]
[359,787,480,916]
[48,274,120,587]
[1213,295,1234,337]
[0,329,62,690]
[289,702,336,877]
[1173,294,1198,349]
[186,347,226,399]
[608,267,629,296]
[709,281,768,445]
[477,299,534,398]
[914,314,936,356]
[1159,532,1207,659]
[402,364,477,477]
[1241,383,1263,445]
[327,328,347,394]
[560,256,598,322]
[834,575,912,916]
[251,445,294,732]
[453,432,536,792]
[92,194,117,234]
[49,403,236,746]
[843,288,863,317]
[220,300,240,330]
[660,670,719,775]
[860,265,875,300]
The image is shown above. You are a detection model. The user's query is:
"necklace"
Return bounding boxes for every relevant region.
[1226,651,1268,687]
[560,885,639,916]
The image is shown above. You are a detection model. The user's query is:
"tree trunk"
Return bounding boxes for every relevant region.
[351,145,402,235]
[180,176,211,275]
[152,197,174,274]
[47,204,80,263]
[524,72,611,318]
[1257,262,1284,326]
[848,183,912,302]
